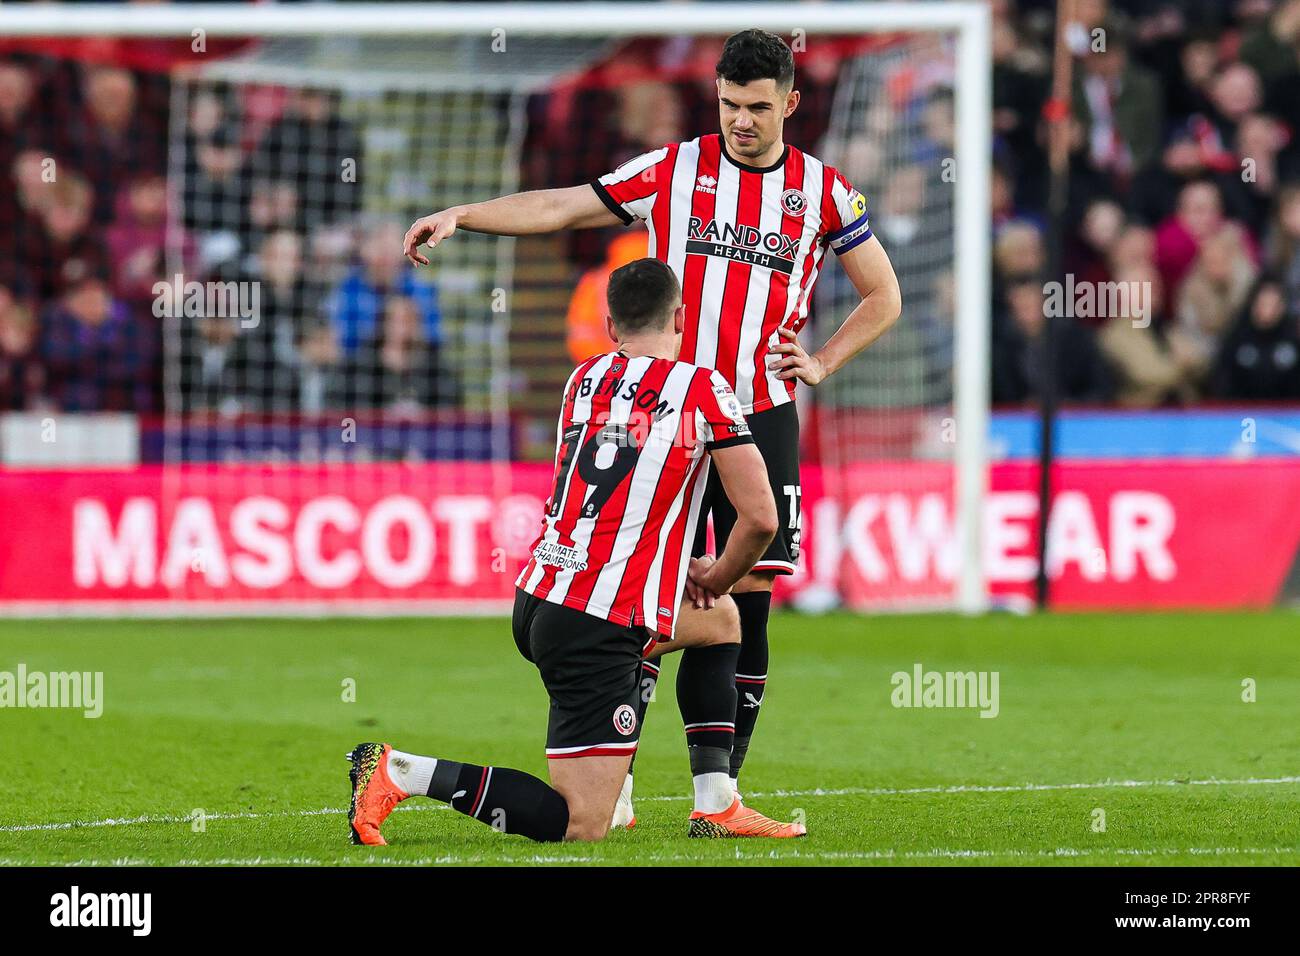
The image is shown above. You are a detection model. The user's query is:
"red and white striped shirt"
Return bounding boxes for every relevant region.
[592,134,872,414]
[516,350,753,638]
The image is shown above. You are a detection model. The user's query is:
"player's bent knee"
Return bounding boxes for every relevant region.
[548,754,627,842]
[564,815,610,842]
[560,795,613,841]
[734,571,777,594]
[706,595,741,645]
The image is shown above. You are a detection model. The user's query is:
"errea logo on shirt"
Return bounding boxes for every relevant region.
[696,174,717,194]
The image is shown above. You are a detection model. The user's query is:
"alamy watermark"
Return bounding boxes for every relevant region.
[891,662,999,718]
[1043,274,1152,328]
[0,664,103,718]
[152,273,260,328]
[50,886,150,936]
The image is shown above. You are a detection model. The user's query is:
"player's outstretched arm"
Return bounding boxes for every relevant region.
[692,442,778,599]
[403,185,622,264]
[768,235,902,386]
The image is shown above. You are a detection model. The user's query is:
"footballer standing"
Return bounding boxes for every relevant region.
[348,259,804,843]
[404,29,901,822]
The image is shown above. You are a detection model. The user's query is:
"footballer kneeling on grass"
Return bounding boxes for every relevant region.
[348,259,805,843]
[404,29,901,824]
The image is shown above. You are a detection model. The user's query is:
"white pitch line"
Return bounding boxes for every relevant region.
[652,774,1300,801]
[1,774,1296,835]
[0,846,1294,867]
[0,805,350,834]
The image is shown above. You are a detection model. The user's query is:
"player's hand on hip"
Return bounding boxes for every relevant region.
[686,555,722,609]
[403,209,459,265]
[768,327,827,386]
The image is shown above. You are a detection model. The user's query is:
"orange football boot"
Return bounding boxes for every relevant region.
[688,796,807,838]
[347,742,408,846]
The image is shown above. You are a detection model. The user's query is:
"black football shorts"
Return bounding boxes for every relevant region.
[512,588,652,759]
[692,401,802,575]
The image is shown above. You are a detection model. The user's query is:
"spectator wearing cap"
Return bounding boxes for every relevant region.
[183,121,252,269]
[39,273,156,412]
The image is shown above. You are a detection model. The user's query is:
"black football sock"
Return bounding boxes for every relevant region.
[730,591,772,781]
[426,759,569,842]
[677,643,739,810]
[626,659,662,777]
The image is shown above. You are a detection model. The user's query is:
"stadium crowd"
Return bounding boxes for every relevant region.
[991,0,1300,404]
[4,0,1300,419]
[0,57,458,415]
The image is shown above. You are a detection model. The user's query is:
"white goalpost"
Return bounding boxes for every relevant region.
[0,2,991,614]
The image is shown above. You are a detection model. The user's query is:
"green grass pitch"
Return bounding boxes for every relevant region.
[1,611,1296,866]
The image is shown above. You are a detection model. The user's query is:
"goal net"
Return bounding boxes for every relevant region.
[0,3,989,613]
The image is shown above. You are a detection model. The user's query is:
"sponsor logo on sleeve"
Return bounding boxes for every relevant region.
[713,384,746,425]
[848,188,868,220]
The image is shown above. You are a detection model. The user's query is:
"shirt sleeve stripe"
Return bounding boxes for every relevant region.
[590,180,635,225]
[706,434,755,451]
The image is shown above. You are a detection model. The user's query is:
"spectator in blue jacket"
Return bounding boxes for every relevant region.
[326,219,441,356]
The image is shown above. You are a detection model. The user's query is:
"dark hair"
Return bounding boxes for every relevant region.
[716,29,795,91]
[606,258,681,336]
